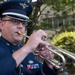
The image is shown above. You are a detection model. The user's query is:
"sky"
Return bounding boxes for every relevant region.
[32,0,37,2]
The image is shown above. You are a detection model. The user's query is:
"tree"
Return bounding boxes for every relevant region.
[23,0,75,43]
[45,0,75,18]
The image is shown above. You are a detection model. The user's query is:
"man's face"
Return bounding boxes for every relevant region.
[1,16,27,44]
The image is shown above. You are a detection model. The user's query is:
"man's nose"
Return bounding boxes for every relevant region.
[17,22,24,28]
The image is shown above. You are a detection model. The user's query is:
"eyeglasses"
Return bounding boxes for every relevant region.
[2,19,28,26]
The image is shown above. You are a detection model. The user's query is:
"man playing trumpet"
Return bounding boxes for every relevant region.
[0,1,58,75]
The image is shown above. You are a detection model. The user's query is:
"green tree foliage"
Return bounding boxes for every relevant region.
[60,22,75,32]
[45,0,75,18]
[36,22,52,29]
[27,0,75,35]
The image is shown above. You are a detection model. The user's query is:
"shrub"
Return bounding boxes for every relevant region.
[51,32,75,52]
[51,31,75,74]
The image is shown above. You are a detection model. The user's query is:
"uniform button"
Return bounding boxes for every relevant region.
[20,64,23,67]
[28,60,34,64]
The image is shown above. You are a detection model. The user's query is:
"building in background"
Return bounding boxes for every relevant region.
[38,4,75,29]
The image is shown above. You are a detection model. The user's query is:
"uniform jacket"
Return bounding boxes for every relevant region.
[0,36,58,75]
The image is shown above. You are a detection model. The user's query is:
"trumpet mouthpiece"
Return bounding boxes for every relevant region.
[18,31,29,38]
[18,31,23,35]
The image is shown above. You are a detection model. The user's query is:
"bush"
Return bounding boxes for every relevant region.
[51,32,75,52]
[51,31,75,74]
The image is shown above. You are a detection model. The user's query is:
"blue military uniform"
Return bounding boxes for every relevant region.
[0,36,58,75]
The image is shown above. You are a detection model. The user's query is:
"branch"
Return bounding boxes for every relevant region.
[37,5,48,18]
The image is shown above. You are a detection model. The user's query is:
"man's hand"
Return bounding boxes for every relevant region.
[37,45,54,69]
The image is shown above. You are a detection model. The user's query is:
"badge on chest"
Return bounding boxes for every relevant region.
[26,60,40,70]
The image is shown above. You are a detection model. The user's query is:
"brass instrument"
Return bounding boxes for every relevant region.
[18,31,75,70]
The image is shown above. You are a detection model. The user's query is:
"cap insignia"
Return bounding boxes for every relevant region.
[20,3,28,9]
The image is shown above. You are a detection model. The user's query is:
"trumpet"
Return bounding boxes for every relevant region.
[18,31,75,70]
